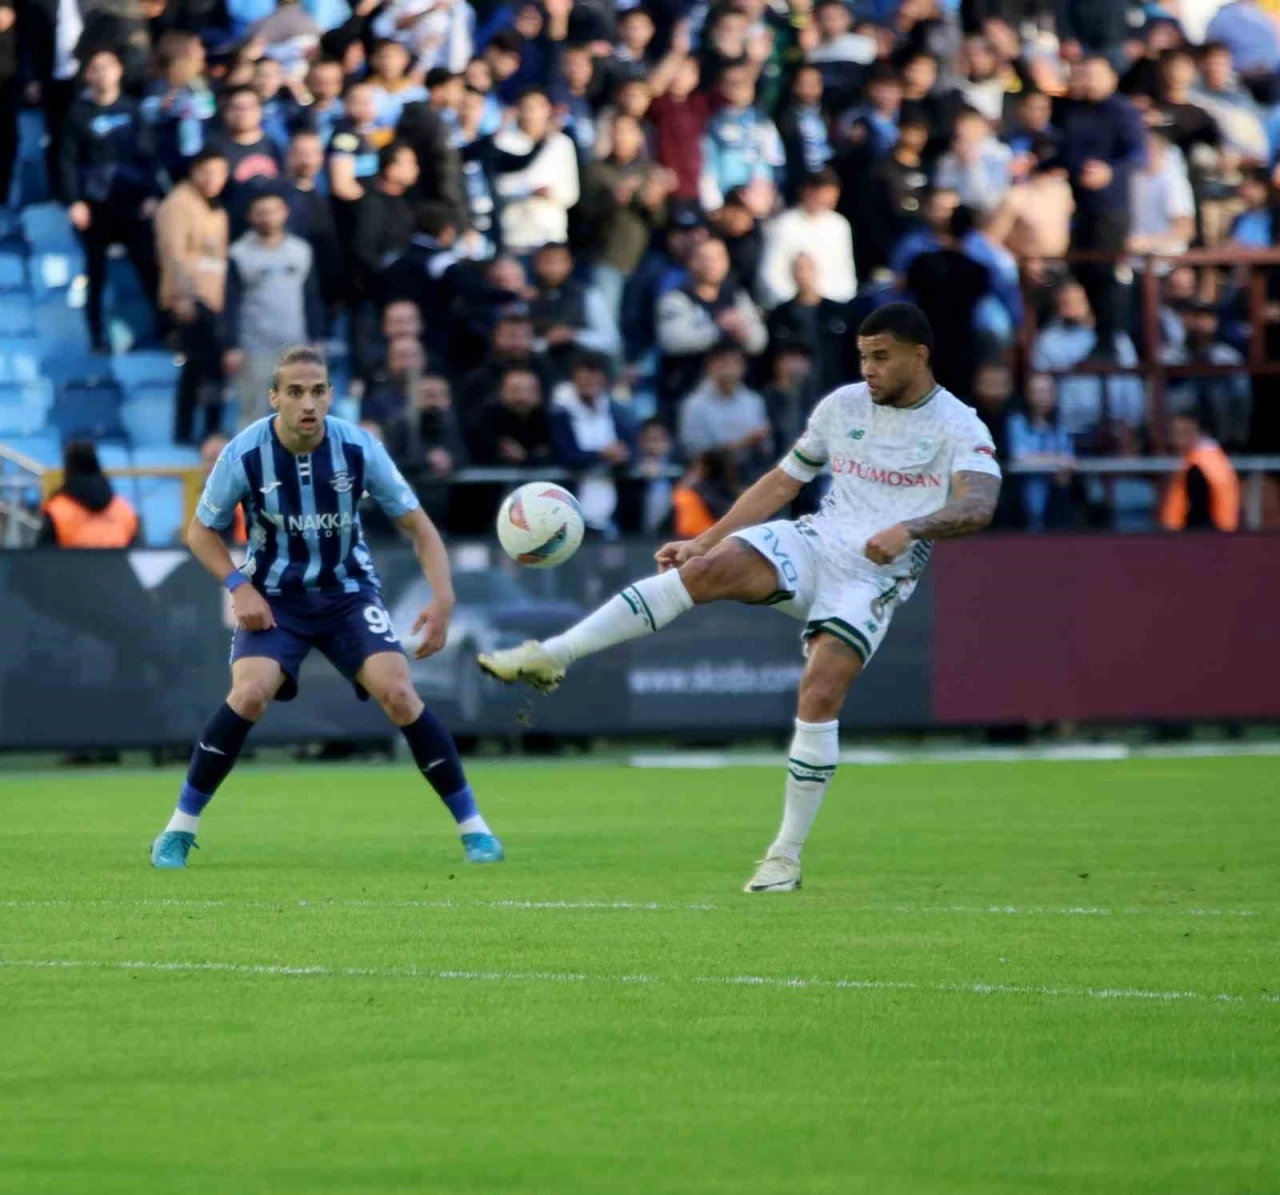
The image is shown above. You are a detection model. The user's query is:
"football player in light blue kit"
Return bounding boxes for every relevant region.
[150,345,503,868]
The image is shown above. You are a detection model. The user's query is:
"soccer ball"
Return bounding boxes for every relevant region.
[496,482,586,568]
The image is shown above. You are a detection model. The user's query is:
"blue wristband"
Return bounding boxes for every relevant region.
[224,569,249,593]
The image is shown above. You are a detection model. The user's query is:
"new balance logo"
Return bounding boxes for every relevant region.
[198,742,226,756]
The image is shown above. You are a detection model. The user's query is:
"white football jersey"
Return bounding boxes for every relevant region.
[779,381,1001,579]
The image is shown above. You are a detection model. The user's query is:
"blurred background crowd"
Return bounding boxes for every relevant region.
[3,0,1280,547]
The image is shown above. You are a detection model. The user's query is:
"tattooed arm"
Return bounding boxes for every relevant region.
[864,471,1002,565]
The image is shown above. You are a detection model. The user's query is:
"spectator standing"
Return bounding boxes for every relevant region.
[758,168,856,310]
[60,48,161,353]
[762,342,818,454]
[363,335,426,425]
[1159,410,1241,532]
[699,65,784,214]
[383,373,469,531]
[1127,131,1196,256]
[297,58,346,149]
[1189,42,1269,164]
[851,117,930,278]
[1058,56,1145,344]
[223,188,325,427]
[648,40,712,202]
[326,82,381,204]
[282,130,343,313]
[1055,0,1130,67]
[141,31,216,186]
[465,365,553,467]
[1002,138,1075,260]
[578,113,676,328]
[767,252,850,396]
[1160,301,1253,449]
[368,38,428,132]
[656,236,768,405]
[528,240,621,366]
[38,441,139,547]
[372,0,475,75]
[710,189,765,298]
[493,88,580,255]
[1008,372,1077,531]
[904,206,992,398]
[677,342,773,480]
[156,146,230,445]
[548,350,636,534]
[350,141,420,307]
[671,449,741,538]
[776,63,833,202]
[209,86,284,234]
[933,106,1012,214]
[839,63,903,162]
[1031,278,1146,442]
[626,418,677,535]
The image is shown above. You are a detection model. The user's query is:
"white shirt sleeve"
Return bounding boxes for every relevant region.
[780,391,838,482]
[949,408,1003,478]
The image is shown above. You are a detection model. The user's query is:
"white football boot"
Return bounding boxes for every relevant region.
[477,640,566,693]
[744,855,802,893]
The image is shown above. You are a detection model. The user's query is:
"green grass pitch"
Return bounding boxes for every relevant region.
[2,755,1278,1194]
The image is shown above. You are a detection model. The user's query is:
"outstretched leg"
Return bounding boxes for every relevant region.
[150,658,283,868]
[357,651,503,863]
[745,634,862,893]
[479,540,779,690]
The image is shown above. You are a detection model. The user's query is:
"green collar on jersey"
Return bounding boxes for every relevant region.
[901,382,941,410]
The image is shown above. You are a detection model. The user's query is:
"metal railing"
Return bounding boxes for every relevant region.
[0,443,47,547]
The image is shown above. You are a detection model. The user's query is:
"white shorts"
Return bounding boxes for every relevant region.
[730,520,918,665]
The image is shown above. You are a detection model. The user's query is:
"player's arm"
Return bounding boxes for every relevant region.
[864,471,1002,565]
[657,466,803,571]
[188,447,275,630]
[395,508,454,659]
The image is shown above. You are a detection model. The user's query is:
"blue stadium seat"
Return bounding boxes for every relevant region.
[0,253,27,292]
[132,444,201,468]
[41,349,103,388]
[1112,479,1159,532]
[0,383,54,435]
[52,378,127,441]
[31,251,84,296]
[0,297,36,336]
[95,442,139,508]
[121,394,175,446]
[111,351,179,395]
[0,343,40,383]
[0,430,62,467]
[137,477,186,546]
[21,204,78,251]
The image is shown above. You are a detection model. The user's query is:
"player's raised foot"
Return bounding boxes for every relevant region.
[476,641,565,693]
[744,855,801,893]
[461,832,505,863]
[150,830,198,869]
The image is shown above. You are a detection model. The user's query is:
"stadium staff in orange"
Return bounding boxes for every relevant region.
[38,441,140,548]
[149,346,504,869]
[1160,410,1240,532]
[481,303,1002,892]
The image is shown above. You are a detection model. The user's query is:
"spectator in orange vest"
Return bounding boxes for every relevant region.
[672,449,742,539]
[1160,411,1241,532]
[38,441,140,548]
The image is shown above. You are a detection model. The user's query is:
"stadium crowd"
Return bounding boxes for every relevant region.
[3,0,1278,541]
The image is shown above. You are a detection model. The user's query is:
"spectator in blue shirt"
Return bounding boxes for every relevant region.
[1008,373,1076,531]
[699,65,784,213]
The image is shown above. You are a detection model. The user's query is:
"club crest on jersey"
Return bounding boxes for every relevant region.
[916,437,937,456]
[330,470,354,494]
[848,429,865,440]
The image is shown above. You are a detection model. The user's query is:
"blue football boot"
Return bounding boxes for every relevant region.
[461,832,504,863]
[150,830,198,869]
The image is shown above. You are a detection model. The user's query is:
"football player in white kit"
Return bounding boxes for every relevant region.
[479,303,1002,892]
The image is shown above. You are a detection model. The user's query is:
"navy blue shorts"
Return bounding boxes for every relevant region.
[230,589,404,702]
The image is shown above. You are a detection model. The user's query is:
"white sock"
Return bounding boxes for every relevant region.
[458,814,492,836]
[542,570,694,669]
[165,809,201,834]
[769,718,839,862]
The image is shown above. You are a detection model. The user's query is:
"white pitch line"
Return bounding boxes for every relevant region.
[0,898,1264,918]
[0,897,720,912]
[0,958,1272,1007]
